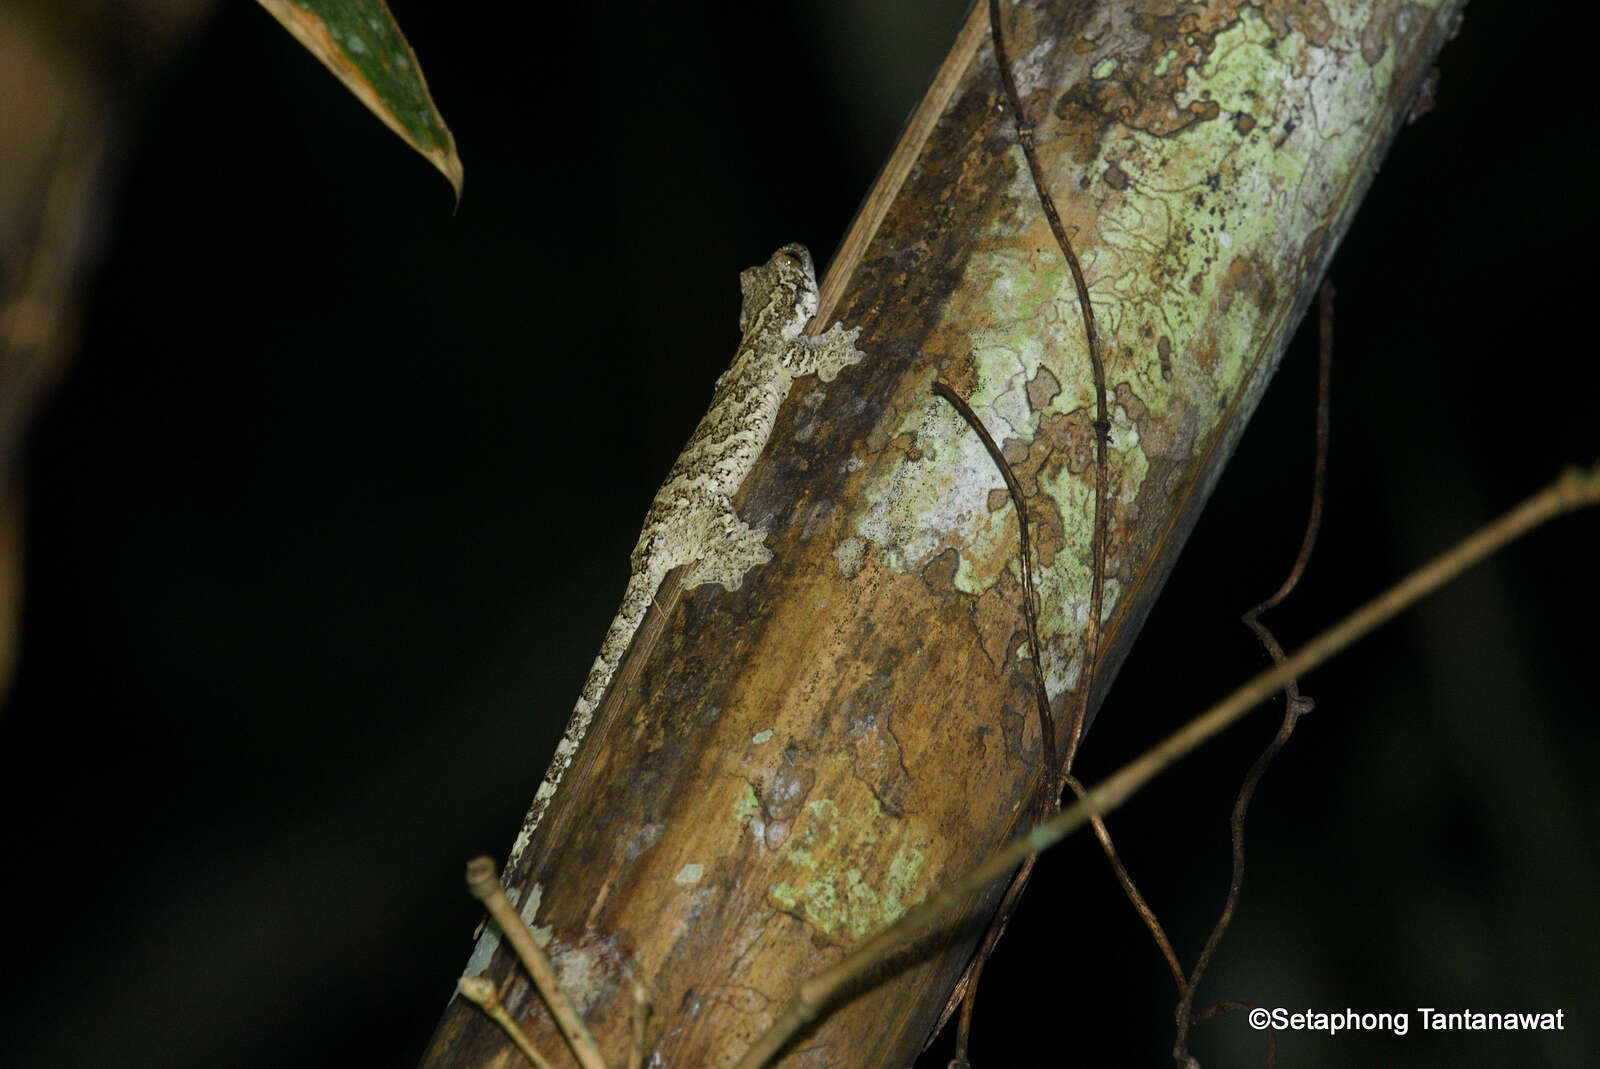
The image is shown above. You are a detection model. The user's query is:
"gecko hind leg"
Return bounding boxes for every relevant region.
[685,497,772,592]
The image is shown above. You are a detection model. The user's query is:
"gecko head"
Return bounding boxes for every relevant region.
[739,244,818,334]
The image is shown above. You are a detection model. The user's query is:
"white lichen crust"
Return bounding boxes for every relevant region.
[507,244,864,871]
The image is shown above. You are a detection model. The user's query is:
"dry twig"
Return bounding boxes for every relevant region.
[465,857,611,1069]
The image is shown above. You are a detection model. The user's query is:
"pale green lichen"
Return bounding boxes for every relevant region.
[733,782,766,846]
[765,796,928,940]
[852,2,1429,710]
[733,782,762,821]
[854,154,1117,698]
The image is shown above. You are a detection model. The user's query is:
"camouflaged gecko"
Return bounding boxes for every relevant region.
[507,244,865,871]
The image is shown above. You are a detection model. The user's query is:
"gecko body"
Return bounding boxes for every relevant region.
[507,245,864,871]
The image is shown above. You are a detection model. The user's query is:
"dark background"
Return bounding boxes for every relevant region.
[3,1,1596,1066]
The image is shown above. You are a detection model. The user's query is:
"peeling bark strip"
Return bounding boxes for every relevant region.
[421,2,1465,1065]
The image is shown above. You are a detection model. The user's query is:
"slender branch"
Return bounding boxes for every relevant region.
[466,857,611,1069]
[947,849,1035,1062]
[733,464,1600,1069]
[1191,1000,1277,1068]
[1063,774,1186,993]
[456,976,557,1069]
[987,0,1111,777]
[627,982,649,1069]
[933,1,1119,1047]
[1244,281,1335,627]
[933,380,1055,786]
[933,380,1173,1058]
[954,949,981,1066]
[1174,279,1336,1060]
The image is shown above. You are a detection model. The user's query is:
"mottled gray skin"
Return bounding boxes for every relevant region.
[508,245,865,870]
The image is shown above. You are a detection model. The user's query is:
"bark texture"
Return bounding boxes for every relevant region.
[422,1,1462,1065]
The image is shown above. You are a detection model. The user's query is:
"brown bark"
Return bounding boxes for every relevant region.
[421,1,1462,1065]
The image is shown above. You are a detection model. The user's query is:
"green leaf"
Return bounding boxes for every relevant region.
[256,0,463,199]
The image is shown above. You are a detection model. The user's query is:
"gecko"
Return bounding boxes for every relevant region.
[506,244,865,872]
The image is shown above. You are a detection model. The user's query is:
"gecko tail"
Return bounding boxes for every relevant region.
[506,568,660,872]
[578,569,656,710]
